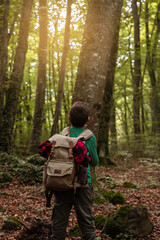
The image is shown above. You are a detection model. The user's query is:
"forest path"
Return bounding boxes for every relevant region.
[0,156,159,239]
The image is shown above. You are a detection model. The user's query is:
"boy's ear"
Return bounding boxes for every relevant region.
[87,117,90,122]
[68,115,70,120]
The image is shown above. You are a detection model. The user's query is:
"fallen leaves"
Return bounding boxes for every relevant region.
[0,156,160,240]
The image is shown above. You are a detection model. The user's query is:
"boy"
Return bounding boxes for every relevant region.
[51,101,99,240]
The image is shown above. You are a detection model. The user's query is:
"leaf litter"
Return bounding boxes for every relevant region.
[0,156,159,240]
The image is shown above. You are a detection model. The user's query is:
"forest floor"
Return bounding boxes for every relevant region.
[0,155,160,240]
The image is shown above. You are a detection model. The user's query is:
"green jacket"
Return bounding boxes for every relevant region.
[69,127,99,183]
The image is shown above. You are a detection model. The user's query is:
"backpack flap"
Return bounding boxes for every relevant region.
[49,134,78,148]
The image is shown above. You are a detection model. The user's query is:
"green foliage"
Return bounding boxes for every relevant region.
[0,206,6,213]
[95,214,107,230]
[123,181,138,189]
[0,172,13,185]
[16,163,43,184]
[2,0,160,156]
[102,190,126,205]
[0,152,43,186]
[98,174,117,188]
[69,224,82,237]
[0,152,20,165]
[2,216,22,230]
[115,232,134,240]
[27,154,45,166]
[93,197,106,205]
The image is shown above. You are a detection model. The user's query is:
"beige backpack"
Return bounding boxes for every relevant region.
[43,127,94,191]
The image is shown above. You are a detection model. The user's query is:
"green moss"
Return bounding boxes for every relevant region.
[2,216,22,230]
[112,191,126,205]
[102,190,126,205]
[102,190,115,201]
[106,205,133,238]
[93,197,106,205]
[95,215,107,230]
[70,224,82,237]
[123,181,137,189]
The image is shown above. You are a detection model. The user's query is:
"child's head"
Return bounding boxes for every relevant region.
[69,101,89,128]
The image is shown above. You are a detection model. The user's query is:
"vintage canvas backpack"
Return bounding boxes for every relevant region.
[43,127,94,191]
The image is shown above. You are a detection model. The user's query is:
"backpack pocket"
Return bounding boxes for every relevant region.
[45,159,76,191]
[47,159,74,177]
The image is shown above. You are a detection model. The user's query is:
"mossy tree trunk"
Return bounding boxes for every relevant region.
[0,0,33,152]
[97,1,123,166]
[30,0,48,153]
[132,0,141,135]
[74,0,123,171]
[145,1,160,133]
[0,0,10,126]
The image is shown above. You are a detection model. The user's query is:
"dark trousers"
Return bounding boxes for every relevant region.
[51,183,96,240]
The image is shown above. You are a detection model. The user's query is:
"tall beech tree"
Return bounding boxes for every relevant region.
[30,0,48,152]
[0,0,10,121]
[51,0,72,135]
[0,0,33,152]
[145,1,160,133]
[132,0,141,135]
[73,0,123,169]
[97,1,123,165]
[74,0,123,139]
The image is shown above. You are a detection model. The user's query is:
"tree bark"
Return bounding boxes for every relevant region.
[0,0,33,152]
[0,0,10,119]
[51,0,72,135]
[73,0,123,139]
[74,0,123,170]
[145,1,160,133]
[98,11,122,165]
[30,0,48,152]
[132,0,141,135]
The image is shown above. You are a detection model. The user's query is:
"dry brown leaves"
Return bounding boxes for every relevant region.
[0,156,159,240]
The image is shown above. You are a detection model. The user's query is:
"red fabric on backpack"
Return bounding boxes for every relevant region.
[38,141,52,159]
[73,140,91,167]
[38,139,91,167]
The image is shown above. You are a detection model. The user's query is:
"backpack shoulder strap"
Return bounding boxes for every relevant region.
[61,127,70,136]
[61,127,94,140]
[78,129,94,140]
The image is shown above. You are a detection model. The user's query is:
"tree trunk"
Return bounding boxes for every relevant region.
[30,0,48,152]
[0,0,33,152]
[132,0,141,135]
[74,0,123,172]
[73,0,123,139]
[98,15,122,165]
[51,0,72,135]
[145,1,160,133]
[0,0,10,118]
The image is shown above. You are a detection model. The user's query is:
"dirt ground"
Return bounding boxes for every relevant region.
[0,156,160,240]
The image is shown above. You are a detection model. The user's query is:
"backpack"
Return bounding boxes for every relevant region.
[43,127,94,191]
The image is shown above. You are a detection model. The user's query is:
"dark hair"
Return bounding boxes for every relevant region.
[69,101,89,128]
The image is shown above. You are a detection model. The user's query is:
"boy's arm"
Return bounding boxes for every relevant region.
[86,136,99,166]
